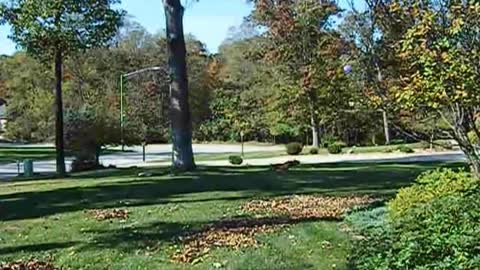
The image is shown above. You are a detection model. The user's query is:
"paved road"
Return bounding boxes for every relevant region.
[0,143,466,179]
[142,151,466,167]
[0,143,283,179]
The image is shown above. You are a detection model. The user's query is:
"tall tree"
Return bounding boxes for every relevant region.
[163,0,196,171]
[390,0,480,176]
[0,0,124,176]
[252,0,342,147]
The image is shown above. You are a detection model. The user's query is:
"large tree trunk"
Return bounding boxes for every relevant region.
[310,113,320,148]
[163,0,196,171]
[54,49,66,176]
[382,110,390,145]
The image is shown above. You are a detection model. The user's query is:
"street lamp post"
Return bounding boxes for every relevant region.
[119,66,162,152]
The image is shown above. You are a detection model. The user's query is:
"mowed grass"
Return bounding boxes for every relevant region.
[0,147,56,164]
[0,162,461,269]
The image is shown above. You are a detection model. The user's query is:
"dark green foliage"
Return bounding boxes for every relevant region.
[396,145,414,153]
[327,143,343,154]
[228,155,243,165]
[286,142,303,155]
[65,106,118,166]
[350,170,480,270]
[309,147,319,155]
[352,192,480,270]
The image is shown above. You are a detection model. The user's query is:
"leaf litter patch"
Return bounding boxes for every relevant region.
[0,259,62,270]
[171,195,376,264]
[86,208,129,221]
[243,195,377,220]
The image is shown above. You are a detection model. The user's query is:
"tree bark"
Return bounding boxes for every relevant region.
[310,113,320,148]
[54,49,66,176]
[382,110,390,145]
[163,0,195,171]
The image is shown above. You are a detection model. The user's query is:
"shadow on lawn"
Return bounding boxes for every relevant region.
[77,214,337,253]
[0,162,456,222]
[0,242,78,256]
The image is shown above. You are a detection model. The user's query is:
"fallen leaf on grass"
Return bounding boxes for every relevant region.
[86,209,129,221]
[171,217,288,264]
[242,195,376,220]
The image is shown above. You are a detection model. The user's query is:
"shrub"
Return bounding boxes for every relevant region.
[344,206,389,236]
[321,135,337,148]
[327,143,343,154]
[396,145,414,153]
[388,169,478,219]
[352,192,480,270]
[309,147,319,155]
[228,155,243,165]
[435,139,454,150]
[286,142,303,155]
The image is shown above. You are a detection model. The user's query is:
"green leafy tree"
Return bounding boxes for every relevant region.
[252,0,343,147]
[390,0,480,176]
[0,0,124,175]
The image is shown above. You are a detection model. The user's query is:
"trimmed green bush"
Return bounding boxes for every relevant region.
[350,169,480,270]
[396,145,414,153]
[228,155,243,165]
[388,169,478,219]
[327,143,343,154]
[309,147,319,155]
[286,142,303,155]
[352,192,480,270]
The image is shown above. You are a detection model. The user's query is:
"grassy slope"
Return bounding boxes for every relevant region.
[0,162,460,270]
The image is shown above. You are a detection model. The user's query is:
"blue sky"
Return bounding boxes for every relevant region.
[0,0,360,55]
[0,0,253,55]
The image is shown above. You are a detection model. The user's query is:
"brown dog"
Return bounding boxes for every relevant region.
[271,160,301,172]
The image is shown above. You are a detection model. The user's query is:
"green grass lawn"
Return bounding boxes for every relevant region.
[0,146,56,164]
[0,161,461,269]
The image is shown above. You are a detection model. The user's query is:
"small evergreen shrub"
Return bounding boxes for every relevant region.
[286,142,303,155]
[228,155,243,165]
[327,143,343,154]
[309,147,319,155]
[396,145,414,153]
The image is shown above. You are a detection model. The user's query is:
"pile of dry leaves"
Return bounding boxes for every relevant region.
[86,208,129,221]
[171,217,289,264]
[242,195,376,220]
[0,259,61,270]
[171,195,376,264]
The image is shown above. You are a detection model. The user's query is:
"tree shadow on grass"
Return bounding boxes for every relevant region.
[77,214,338,253]
[0,162,453,221]
[0,242,78,256]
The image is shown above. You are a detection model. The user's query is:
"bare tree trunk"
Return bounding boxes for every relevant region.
[54,49,66,176]
[310,113,320,148]
[382,110,390,145]
[164,0,195,171]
